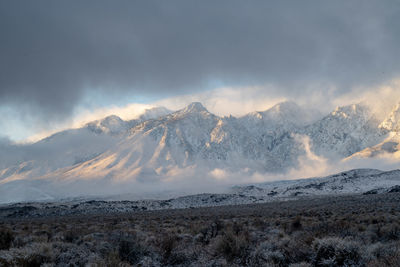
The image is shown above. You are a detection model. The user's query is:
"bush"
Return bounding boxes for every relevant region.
[16,254,50,267]
[0,229,14,250]
[63,229,80,243]
[158,232,180,264]
[291,216,303,232]
[118,235,147,265]
[215,227,250,264]
[379,223,400,241]
[279,232,313,263]
[250,247,286,266]
[289,263,312,267]
[364,243,400,266]
[197,219,224,244]
[0,243,54,267]
[312,237,362,266]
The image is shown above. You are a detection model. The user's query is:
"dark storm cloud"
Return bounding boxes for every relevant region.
[1,0,400,119]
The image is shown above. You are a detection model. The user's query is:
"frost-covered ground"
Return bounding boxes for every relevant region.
[1,168,399,219]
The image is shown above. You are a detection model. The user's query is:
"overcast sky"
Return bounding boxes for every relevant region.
[1,0,400,141]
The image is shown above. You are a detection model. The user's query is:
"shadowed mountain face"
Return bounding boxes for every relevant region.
[0,100,398,203]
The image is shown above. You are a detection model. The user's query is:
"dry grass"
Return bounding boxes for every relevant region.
[0,193,400,266]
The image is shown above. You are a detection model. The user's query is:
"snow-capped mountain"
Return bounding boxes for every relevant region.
[48,101,308,182]
[303,104,386,158]
[85,106,173,136]
[240,101,321,130]
[345,102,400,160]
[138,106,172,121]
[86,115,131,135]
[0,107,173,182]
[0,100,398,203]
[346,132,400,160]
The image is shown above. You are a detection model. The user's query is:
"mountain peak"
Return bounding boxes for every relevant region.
[268,101,301,115]
[183,102,208,113]
[242,100,321,128]
[331,104,368,119]
[101,115,123,124]
[139,106,172,121]
[271,101,299,111]
[86,114,127,135]
[246,101,300,118]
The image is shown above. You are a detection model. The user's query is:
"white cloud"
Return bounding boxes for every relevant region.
[332,79,400,120]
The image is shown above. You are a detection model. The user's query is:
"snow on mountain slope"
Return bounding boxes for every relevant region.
[380,102,400,132]
[344,103,400,160]
[345,132,400,160]
[44,102,221,180]
[234,168,400,198]
[85,106,173,135]
[12,103,383,181]
[0,101,399,203]
[303,104,386,158]
[0,128,119,182]
[0,106,173,182]
[43,102,308,184]
[86,115,131,135]
[240,101,321,131]
[138,106,172,121]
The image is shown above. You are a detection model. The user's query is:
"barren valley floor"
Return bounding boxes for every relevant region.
[1,193,400,266]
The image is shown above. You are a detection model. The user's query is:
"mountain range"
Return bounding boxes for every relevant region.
[1,100,400,203]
